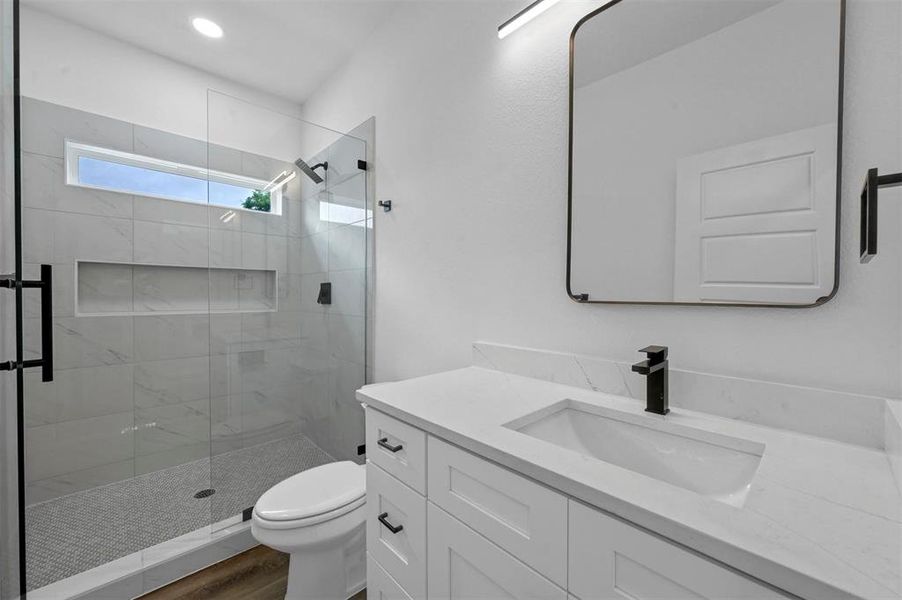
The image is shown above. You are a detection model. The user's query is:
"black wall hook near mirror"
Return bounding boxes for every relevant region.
[860,168,902,263]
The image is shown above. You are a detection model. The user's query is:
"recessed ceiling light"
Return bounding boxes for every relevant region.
[192,17,223,39]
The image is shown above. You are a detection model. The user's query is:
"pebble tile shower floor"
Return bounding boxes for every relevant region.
[25,435,335,590]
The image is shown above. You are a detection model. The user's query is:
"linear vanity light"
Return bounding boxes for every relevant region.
[498,0,562,39]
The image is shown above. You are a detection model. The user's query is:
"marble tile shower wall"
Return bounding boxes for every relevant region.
[19,98,368,505]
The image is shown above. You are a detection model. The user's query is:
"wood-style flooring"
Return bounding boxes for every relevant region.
[138,545,366,600]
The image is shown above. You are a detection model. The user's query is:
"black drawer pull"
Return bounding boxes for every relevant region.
[377,437,403,453]
[378,512,404,534]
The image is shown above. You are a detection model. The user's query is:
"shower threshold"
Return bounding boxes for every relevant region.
[25,434,336,599]
[28,511,255,600]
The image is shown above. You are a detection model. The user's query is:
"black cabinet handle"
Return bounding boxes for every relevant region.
[378,512,404,534]
[377,437,403,453]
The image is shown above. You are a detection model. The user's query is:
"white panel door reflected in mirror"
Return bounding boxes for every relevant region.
[568,0,843,306]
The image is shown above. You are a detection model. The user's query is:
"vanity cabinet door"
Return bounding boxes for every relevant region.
[427,436,568,587]
[427,502,567,600]
[568,501,789,599]
[367,554,414,600]
[367,464,427,599]
[367,408,427,494]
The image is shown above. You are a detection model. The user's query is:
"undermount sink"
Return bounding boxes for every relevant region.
[505,400,764,507]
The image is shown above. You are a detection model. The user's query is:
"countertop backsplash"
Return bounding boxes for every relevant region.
[473,341,892,450]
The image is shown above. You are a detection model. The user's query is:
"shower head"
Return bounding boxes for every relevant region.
[294,158,328,184]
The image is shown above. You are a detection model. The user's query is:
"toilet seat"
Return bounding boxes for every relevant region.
[253,494,366,530]
[253,461,365,530]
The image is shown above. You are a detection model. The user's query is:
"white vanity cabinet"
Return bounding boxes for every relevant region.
[365,408,790,600]
[427,503,567,600]
[367,463,428,598]
[426,436,568,587]
[568,502,787,600]
[368,556,415,600]
[367,408,428,493]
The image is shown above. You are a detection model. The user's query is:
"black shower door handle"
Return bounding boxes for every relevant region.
[35,264,54,382]
[1,264,53,382]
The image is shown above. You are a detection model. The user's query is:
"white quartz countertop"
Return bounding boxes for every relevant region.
[357,367,902,600]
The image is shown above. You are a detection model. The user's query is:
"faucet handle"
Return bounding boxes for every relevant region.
[639,345,668,363]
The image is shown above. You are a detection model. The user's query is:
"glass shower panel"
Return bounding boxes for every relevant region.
[18,99,242,592]
[0,0,19,597]
[206,91,368,529]
[18,104,157,592]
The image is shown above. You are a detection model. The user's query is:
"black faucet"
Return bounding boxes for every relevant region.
[631,346,669,415]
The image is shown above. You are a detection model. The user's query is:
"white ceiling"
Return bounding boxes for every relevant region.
[22,0,402,104]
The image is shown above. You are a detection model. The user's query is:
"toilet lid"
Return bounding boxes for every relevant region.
[254,461,365,522]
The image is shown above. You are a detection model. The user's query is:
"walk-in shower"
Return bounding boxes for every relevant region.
[1,84,372,598]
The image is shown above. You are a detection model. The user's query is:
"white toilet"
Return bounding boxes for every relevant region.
[251,461,366,600]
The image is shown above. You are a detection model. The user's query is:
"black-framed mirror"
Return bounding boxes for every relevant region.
[567,0,845,307]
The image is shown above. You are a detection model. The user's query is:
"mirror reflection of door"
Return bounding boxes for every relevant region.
[673,124,836,304]
[568,0,843,306]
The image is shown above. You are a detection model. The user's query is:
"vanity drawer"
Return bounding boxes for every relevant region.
[427,502,567,600]
[366,408,427,494]
[367,463,427,599]
[427,436,568,587]
[568,501,790,599]
[367,554,414,600]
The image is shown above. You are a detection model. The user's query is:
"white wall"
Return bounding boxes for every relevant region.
[19,7,302,147]
[301,0,902,398]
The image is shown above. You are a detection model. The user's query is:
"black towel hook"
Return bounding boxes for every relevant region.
[860,168,902,263]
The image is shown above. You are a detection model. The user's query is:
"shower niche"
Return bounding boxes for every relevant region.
[76,261,278,316]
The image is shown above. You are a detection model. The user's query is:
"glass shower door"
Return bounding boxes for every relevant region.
[206,91,369,529]
[0,0,19,597]
[18,91,226,591]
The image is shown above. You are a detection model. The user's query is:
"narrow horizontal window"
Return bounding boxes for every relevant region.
[65,141,281,214]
